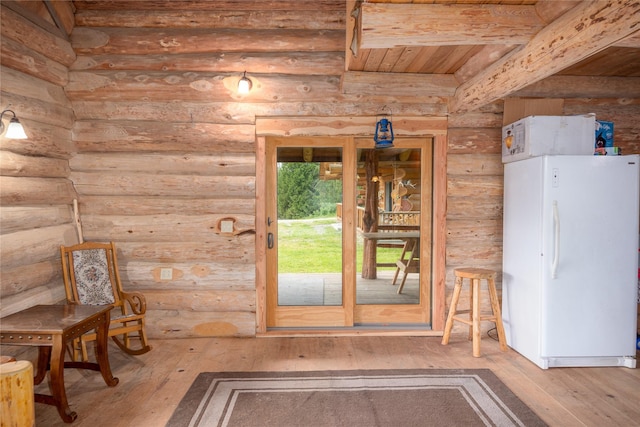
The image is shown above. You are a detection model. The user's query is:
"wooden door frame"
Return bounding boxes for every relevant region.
[265,136,353,328]
[255,116,447,336]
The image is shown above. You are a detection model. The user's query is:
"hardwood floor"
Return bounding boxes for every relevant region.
[31,334,640,426]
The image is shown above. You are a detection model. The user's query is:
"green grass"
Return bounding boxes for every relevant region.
[277,217,402,273]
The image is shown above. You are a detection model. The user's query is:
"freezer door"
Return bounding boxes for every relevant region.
[502,157,545,365]
[540,156,639,358]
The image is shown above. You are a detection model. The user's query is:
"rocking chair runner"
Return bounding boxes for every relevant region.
[60,241,151,361]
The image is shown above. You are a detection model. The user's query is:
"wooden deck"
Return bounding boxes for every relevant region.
[31,334,640,426]
[278,271,419,306]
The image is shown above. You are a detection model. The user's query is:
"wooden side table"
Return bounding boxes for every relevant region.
[0,304,119,423]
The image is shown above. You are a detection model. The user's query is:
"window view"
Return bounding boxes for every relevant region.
[355,148,421,305]
[275,146,421,307]
[277,147,344,306]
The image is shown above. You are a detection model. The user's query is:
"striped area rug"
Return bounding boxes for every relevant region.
[166,369,547,427]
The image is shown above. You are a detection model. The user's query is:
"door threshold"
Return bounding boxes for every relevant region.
[259,325,442,338]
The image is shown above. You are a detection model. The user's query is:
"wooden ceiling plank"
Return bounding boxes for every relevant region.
[450,0,640,113]
[377,48,405,73]
[43,0,70,41]
[2,1,68,41]
[358,3,544,48]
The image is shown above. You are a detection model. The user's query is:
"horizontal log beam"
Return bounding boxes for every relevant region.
[514,75,640,99]
[0,4,75,66]
[66,71,343,102]
[0,176,77,205]
[1,37,69,86]
[71,51,345,74]
[0,259,62,299]
[448,175,503,198]
[0,205,72,233]
[0,151,70,178]
[116,241,256,263]
[0,283,67,318]
[342,71,457,97]
[447,128,502,154]
[145,310,255,338]
[0,224,78,268]
[70,172,255,198]
[72,121,256,153]
[77,196,254,216]
[72,27,344,55]
[256,116,447,137]
[70,153,255,176]
[72,1,344,11]
[451,0,640,112]
[70,100,448,123]
[75,9,344,30]
[1,66,71,108]
[145,289,255,312]
[358,3,544,49]
[122,261,255,289]
[0,120,73,159]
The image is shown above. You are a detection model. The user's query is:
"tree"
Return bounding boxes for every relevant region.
[277,162,320,219]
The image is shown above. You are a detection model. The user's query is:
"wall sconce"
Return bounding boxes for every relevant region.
[374,116,394,149]
[0,109,27,139]
[238,71,252,94]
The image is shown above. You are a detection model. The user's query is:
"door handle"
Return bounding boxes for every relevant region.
[551,200,560,279]
[267,232,274,249]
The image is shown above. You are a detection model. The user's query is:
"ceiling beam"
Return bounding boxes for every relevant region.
[450,0,640,113]
[357,3,544,49]
[342,71,457,97]
[513,76,640,99]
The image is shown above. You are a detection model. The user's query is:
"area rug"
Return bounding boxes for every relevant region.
[166,369,547,427]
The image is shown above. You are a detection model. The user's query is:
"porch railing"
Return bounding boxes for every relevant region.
[336,204,420,231]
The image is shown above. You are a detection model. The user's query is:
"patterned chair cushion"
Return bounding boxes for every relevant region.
[72,249,115,305]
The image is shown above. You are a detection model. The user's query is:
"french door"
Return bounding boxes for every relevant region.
[265,136,433,329]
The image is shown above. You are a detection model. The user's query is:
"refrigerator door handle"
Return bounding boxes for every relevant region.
[552,200,560,279]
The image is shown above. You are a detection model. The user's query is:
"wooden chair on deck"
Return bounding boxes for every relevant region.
[391,238,420,294]
[60,241,151,361]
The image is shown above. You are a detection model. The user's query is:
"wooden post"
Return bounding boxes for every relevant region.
[361,149,379,279]
[0,360,35,427]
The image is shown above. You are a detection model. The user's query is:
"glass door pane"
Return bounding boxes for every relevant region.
[356,147,421,305]
[276,147,343,306]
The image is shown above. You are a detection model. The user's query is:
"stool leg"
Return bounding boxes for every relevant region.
[488,276,508,352]
[467,278,473,341]
[441,276,463,345]
[472,278,482,357]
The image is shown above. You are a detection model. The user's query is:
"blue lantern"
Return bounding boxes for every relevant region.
[374,117,394,149]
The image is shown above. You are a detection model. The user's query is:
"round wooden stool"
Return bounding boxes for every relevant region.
[441,267,508,357]
[1,360,35,427]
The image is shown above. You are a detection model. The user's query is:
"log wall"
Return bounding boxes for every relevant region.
[0,2,78,319]
[62,3,451,339]
[1,2,638,338]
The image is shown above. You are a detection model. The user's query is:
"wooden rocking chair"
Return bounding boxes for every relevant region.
[60,241,151,362]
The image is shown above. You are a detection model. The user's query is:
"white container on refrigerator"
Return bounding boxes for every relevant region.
[502,155,639,369]
[502,114,596,163]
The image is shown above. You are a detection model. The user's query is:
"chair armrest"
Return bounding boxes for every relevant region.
[120,291,147,315]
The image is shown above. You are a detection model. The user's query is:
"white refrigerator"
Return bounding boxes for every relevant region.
[502,155,639,369]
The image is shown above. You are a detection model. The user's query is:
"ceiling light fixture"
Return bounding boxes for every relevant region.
[0,109,27,139]
[238,71,252,94]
